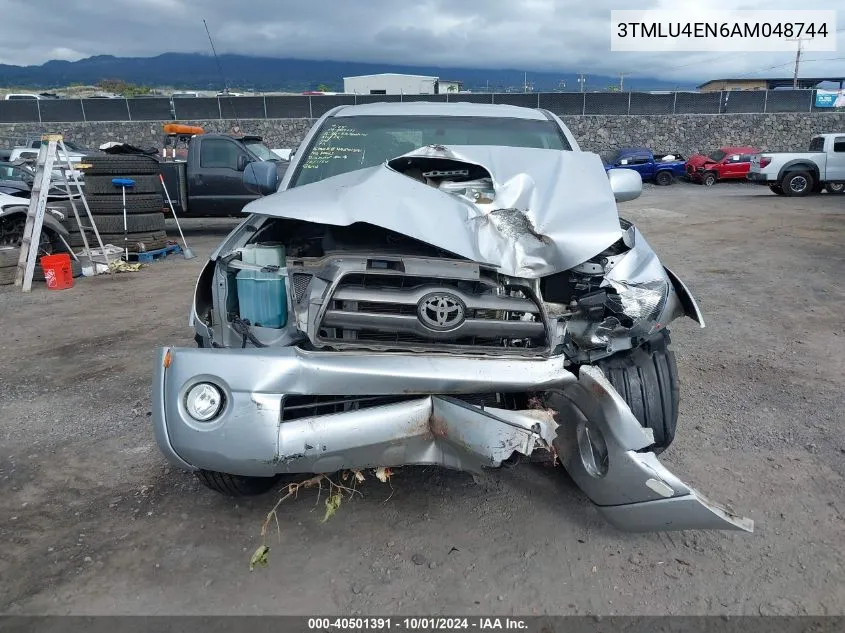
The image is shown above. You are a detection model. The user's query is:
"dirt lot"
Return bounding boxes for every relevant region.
[1,182,843,616]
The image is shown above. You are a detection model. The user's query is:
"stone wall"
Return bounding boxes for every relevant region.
[2,113,844,156]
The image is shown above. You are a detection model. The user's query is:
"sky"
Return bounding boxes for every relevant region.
[0,0,843,82]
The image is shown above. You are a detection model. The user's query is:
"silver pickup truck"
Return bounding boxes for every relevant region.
[152,102,753,533]
[747,133,845,196]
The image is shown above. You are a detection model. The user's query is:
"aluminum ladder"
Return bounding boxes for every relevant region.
[14,134,111,291]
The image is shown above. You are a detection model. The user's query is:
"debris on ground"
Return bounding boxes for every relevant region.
[109,260,144,273]
[251,468,398,569]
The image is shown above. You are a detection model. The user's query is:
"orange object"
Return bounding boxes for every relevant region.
[163,124,205,136]
[40,253,74,290]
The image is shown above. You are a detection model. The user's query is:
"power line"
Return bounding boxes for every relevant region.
[730,56,845,80]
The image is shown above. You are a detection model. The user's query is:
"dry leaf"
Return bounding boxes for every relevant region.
[353,470,365,483]
[374,467,393,483]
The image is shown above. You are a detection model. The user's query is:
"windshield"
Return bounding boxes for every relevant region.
[290,115,570,188]
[244,141,278,161]
[601,151,620,165]
[708,150,726,162]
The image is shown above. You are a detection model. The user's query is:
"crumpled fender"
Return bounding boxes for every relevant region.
[664,266,705,327]
[548,365,753,532]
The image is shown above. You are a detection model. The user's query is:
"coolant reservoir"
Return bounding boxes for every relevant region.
[237,242,288,329]
[236,269,288,329]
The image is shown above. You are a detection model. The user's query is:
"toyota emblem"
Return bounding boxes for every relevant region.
[417,292,466,331]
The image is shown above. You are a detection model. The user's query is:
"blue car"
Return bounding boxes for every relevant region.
[603,147,687,186]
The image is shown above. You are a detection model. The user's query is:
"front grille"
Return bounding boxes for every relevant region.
[281,392,513,421]
[281,395,415,421]
[316,272,548,354]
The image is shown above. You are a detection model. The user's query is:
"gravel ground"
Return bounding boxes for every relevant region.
[0,181,843,616]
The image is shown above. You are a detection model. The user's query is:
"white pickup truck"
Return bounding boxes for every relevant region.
[747,133,845,196]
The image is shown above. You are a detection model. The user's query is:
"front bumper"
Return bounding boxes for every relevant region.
[152,346,753,533]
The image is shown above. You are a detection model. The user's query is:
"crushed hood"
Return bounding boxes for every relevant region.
[686,154,713,168]
[245,145,624,278]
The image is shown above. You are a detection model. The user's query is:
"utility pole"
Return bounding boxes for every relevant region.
[577,72,586,93]
[786,38,807,89]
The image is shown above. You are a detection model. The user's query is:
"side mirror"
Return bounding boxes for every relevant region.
[236,155,252,171]
[607,168,642,203]
[243,161,279,196]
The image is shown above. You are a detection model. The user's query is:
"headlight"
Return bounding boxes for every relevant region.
[606,279,669,331]
[185,383,223,421]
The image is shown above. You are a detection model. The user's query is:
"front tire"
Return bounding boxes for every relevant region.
[702,172,717,187]
[196,470,283,496]
[595,330,679,453]
[769,184,786,196]
[825,182,845,194]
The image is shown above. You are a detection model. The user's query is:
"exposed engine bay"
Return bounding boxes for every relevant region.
[197,148,697,365]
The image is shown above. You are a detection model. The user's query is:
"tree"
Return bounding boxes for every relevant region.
[316,83,332,92]
[95,79,151,98]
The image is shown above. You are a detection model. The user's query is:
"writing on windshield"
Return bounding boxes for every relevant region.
[301,124,366,171]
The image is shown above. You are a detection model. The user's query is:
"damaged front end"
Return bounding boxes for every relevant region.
[156,144,751,533]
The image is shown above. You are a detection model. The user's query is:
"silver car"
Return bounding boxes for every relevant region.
[152,103,752,533]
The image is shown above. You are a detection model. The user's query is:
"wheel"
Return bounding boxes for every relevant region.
[195,470,282,497]
[825,182,845,194]
[85,193,164,215]
[654,171,673,186]
[82,155,161,176]
[702,172,717,187]
[69,229,169,251]
[781,171,813,197]
[83,174,162,196]
[0,214,55,254]
[595,330,679,453]
[65,212,166,234]
[769,184,785,196]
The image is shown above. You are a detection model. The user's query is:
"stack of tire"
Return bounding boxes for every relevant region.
[66,155,169,253]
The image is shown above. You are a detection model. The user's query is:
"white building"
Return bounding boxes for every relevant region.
[343,73,463,96]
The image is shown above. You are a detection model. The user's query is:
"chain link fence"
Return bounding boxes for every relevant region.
[0,89,832,123]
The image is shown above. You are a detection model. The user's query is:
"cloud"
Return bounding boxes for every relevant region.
[0,0,842,82]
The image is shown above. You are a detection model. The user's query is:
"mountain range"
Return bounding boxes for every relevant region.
[0,53,697,92]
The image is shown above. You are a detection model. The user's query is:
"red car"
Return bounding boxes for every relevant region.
[685,146,761,186]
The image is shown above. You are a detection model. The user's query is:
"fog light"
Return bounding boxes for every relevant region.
[576,420,609,478]
[185,383,223,422]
